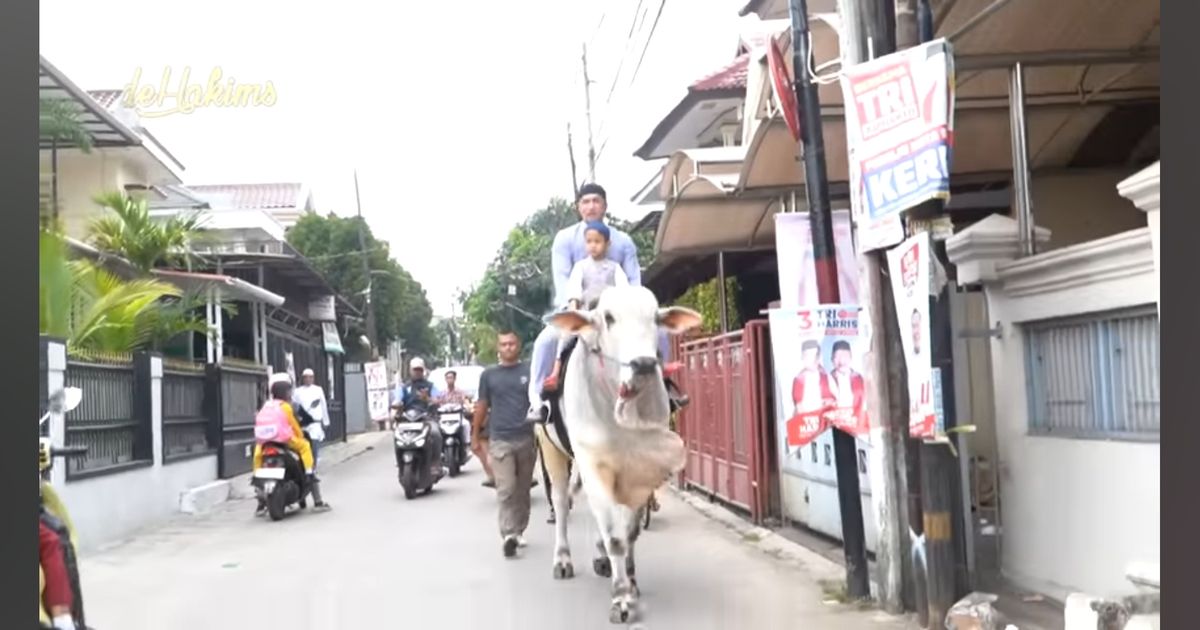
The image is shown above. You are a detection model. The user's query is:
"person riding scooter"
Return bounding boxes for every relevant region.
[253,374,330,515]
[392,357,444,463]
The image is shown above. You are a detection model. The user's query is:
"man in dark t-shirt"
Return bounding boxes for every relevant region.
[473,330,537,558]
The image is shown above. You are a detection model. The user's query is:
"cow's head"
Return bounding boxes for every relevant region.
[549,286,701,417]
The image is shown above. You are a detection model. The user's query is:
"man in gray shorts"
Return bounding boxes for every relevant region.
[472,330,537,558]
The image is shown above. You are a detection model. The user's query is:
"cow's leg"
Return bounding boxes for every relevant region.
[581,459,639,624]
[535,425,574,579]
[626,505,644,596]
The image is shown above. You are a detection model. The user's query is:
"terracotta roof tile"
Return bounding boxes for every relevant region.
[689,53,751,92]
[86,89,126,109]
[188,183,304,209]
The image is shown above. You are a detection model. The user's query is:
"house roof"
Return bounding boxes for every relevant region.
[40,57,141,150]
[188,183,306,210]
[87,89,125,109]
[690,53,751,92]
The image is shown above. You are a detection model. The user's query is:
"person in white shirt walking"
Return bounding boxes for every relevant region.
[295,368,331,470]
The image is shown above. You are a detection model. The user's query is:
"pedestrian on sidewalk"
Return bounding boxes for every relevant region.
[473,330,537,558]
[295,368,330,468]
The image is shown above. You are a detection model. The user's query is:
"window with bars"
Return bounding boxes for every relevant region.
[1024,306,1159,441]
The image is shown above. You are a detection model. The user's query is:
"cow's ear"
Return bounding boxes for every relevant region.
[657,306,703,334]
[547,309,596,334]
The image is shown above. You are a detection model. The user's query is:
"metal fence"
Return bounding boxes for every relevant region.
[674,320,774,523]
[214,363,268,479]
[162,360,216,462]
[1025,305,1160,440]
[63,352,152,479]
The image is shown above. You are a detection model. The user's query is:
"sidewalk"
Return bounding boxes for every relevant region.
[179,430,391,512]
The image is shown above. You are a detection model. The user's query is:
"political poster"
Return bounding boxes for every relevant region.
[774,211,860,308]
[841,38,956,252]
[768,306,871,465]
[364,360,391,422]
[886,232,937,438]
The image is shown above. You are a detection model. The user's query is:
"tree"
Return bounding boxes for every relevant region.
[461,198,578,357]
[88,192,208,272]
[286,213,437,359]
[84,191,219,354]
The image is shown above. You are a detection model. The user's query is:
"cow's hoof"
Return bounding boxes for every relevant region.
[609,599,634,624]
[553,561,575,580]
[593,557,612,578]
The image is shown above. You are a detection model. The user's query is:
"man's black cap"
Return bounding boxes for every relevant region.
[577,182,607,201]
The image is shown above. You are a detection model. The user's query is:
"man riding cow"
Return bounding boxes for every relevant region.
[526,182,688,422]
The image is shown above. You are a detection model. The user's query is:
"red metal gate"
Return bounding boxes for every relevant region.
[675,320,773,523]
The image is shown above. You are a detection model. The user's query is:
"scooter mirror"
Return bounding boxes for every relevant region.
[62,387,83,413]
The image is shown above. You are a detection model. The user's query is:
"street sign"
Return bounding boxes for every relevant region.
[768,34,802,142]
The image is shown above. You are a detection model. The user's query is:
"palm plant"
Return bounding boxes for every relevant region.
[40,229,211,353]
[88,192,209,272]
[40,97,93,225]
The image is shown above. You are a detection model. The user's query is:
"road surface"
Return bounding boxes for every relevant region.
[80,435,914,629]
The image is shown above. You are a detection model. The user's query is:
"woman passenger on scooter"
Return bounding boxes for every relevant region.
[252,374,331,515]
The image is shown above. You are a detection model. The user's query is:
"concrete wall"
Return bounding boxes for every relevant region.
[41,148,150,240]
[959,228,1160,600]
[45,342,220,552]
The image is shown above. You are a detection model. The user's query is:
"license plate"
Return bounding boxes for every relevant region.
[254,467,286,480]
[395,422,425,432]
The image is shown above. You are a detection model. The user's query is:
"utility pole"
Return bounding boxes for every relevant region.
[353,170,379,360]
[567,122,580,195]
[581,43,598,181]
[787,0,870,600]
[835,0,908,615]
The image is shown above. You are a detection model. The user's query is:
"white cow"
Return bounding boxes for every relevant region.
[537,285,701,624]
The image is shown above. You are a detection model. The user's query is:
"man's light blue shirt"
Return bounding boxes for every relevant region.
[551,221,642,307]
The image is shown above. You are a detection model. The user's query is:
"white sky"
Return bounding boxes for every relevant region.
[41,0,749,316]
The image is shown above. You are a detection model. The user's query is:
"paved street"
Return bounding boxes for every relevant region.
[81,435,914,630]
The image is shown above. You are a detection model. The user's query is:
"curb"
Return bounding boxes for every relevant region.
[180,430,391,510]
[666,484,881,599]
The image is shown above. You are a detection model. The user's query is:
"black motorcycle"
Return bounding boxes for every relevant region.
[436,403,472,477]
[252,442,313,521]
[393,406,445,499]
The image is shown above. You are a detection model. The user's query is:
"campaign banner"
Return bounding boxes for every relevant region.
[774,211,859,308]
[768,306,871,462]
[841,39,955,250]
[886,232,937,438]
[364,360,391,422]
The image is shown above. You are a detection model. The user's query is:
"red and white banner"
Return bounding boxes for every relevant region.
[841,39,956,252]
[774,211,859,308]
[768,306,871,460]
[886,232,937,438]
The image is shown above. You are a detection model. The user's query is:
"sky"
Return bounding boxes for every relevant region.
[40,0,749,316]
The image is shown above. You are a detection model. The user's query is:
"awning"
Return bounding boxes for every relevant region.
[151,269,286,307]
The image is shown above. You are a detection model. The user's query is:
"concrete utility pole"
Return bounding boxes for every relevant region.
[353,170,379,360]
[581,43,598,181]
[787,0,870,600]
[834,0,909,614]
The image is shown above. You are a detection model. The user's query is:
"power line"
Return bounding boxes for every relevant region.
[594,0,667,165]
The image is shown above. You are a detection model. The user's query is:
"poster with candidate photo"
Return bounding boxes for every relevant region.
[768,306,871,469]
[886,231,938,439]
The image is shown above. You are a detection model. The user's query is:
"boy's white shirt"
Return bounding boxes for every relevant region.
[564,256,630,306]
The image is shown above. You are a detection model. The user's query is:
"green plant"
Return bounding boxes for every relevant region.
[675,276,741,335]
[88,192,209,272]
[39,98,93,153]
[40,230,211,353]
